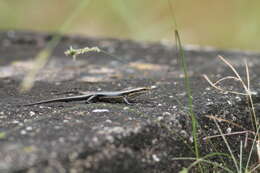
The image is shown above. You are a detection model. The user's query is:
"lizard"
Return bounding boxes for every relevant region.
[24,87,151,106]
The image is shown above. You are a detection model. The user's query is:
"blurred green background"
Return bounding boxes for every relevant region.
[1,0,260,51]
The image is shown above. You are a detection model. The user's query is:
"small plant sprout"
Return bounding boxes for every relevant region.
[64,46,123,62]
[64,46,101,61]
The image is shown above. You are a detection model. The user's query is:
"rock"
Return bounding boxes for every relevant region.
[0,31,260,172]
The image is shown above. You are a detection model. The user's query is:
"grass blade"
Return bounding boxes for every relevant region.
[175,30,200,161]
[214,119,239,172]
[20,0,92,92]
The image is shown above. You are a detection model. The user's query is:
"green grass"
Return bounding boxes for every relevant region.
[167,1,202,170]
[2,1,260,50]
[168,0,260,171]
[175,29,200,166]
[175,29,260,173]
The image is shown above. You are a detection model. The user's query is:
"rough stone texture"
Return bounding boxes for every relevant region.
[0,31,260,172]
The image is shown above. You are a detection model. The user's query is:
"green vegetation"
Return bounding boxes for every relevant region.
[1,1,260,50]
[64,46,101,60]
[169,1,260,171]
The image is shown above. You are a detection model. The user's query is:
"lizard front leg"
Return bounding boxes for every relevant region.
[86,95,97,104]
[123,97,131,105]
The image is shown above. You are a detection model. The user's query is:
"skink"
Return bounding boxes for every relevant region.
[24,87,150,106]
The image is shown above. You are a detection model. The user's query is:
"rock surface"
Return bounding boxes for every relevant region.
[0,31,260,172]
